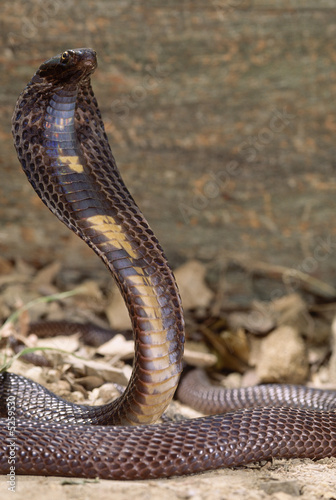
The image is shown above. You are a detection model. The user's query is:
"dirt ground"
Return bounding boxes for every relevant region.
[1,458,336,500]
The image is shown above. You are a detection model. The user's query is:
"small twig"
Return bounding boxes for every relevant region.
[223,255,336,299]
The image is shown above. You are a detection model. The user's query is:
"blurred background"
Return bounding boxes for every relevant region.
[1,0,336,304]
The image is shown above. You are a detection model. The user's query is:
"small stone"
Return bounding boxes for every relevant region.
[95,383,121,403]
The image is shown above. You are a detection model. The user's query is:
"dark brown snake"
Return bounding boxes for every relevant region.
[1,48,336,480]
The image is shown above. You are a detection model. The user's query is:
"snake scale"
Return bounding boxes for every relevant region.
[0,48,336,480]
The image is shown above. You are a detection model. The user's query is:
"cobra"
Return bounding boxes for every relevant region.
[0,48,336,480]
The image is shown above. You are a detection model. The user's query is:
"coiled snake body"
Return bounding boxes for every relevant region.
[1,48,336,480]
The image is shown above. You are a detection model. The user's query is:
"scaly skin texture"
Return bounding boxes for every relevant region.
[1,48,336,480]
[10,48,184,426]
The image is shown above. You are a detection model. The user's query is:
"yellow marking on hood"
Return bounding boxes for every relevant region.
[58,155,84,173]
[86,214,137,258]
[85,214,165,326]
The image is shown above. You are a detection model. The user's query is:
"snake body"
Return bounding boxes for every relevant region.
[1,48,336,480]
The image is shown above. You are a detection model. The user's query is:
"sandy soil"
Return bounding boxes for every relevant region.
[1,458,336,500]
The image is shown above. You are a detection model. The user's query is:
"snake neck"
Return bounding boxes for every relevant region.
[12,74,184,425]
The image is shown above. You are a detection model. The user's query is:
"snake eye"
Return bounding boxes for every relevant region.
[60,51,70,64]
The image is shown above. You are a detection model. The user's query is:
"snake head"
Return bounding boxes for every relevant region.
[34,48,97,86]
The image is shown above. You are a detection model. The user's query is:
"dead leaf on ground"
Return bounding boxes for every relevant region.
[175,260,214,310]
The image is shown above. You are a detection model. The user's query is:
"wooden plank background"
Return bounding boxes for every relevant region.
[1,1,336,301]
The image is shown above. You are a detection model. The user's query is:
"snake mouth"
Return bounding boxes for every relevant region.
[75,48,97,72]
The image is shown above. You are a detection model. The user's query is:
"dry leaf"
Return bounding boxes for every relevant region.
[256,325,309,384]
[65,355,131,385]
[175,260,214,310]
[96,334,134,359]
[32,261,61,286]
[183,342,217,368]
[105,288,131,330]
[36,334,80,353]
